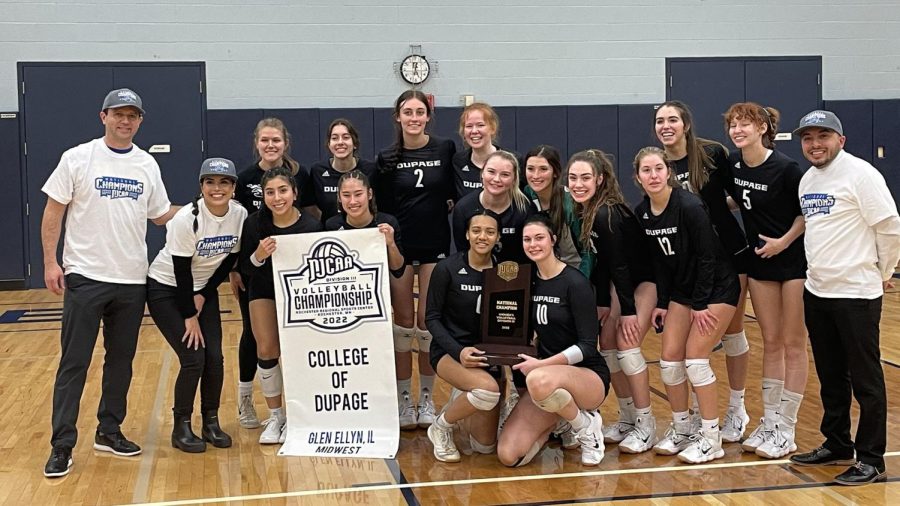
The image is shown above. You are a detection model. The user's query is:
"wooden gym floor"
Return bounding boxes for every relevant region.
[1,285,899,505]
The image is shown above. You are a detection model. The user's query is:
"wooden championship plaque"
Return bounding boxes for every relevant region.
[479,261,535,365]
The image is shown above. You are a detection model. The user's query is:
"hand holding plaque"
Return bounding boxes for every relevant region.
[479,261,535,365]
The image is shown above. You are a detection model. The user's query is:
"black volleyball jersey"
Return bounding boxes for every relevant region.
[375,136,456,253]
[425,251,489,362]
[239,210,323,282]
[671,144,748,257]
[451,146,525,201]
[635,187,736,310]
[531,266,606,373]
[301,159,377,223]
[234,162,313,214]
[450,191,538,264]
[726,150,807,267]
[588,203,654,316]
[324,212,405,278]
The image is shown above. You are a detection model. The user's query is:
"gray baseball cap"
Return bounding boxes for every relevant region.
[199,157,238,182]
[101,88,144,114]
[793,110,843,136]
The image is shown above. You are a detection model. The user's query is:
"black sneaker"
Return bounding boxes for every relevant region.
[44,447,73,478]
[834,462,887,486]
[790,446,855,467]
[93,431,142,456]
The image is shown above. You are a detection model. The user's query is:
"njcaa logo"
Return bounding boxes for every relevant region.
[196,235,238,258]
[800,193,836,218]
[95,176,144,200]
[280,238,386,332]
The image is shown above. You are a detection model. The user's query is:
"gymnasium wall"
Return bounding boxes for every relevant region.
[2,0,900,111]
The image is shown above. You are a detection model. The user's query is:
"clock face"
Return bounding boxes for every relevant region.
[400,54,430,85]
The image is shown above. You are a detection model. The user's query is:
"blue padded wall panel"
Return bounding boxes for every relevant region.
[206,109,264,171]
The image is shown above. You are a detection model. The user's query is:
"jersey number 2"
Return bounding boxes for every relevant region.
[414,168,425,188]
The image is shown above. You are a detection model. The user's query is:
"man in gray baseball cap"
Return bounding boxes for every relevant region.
[101,88,145,115]
[790,109,900,485]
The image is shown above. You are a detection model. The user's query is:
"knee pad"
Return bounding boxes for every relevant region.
[685,358,716,387]
[722,331,750,357]
[600,349,621,374]
[467,388,501,411]
[469,434,497,454]
[416,327,432,351]
[392,324,414,352]
[257,362,283,398]
[659,360,686,386]
[532,388,573,413]
[512,440,543,467]
[617,348,647,376]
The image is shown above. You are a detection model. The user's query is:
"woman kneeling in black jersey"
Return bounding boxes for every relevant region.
[633,147,740,464]
[424,209,504,462]
[497,214,609,467]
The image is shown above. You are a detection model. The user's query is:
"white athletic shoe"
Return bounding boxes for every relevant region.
[677,428,725,464]
[259,417,285,445]
[689,412,702,434]
[653,421,694,456]
[602,420,635,444]
[427,423,460,462]
[741,418,774,453]
[574,410,605,466]
[721,406,750,443]
[552,419,579,450]
[619,415,657,454]
[417,394,436,428]
[238,393,261,429]
[497,391,520,435]
[755,423,797,459]
[399,393,418,430]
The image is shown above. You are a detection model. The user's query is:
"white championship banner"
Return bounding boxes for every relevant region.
[272,229,399,458]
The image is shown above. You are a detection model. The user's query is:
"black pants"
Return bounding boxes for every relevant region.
[804,289,886,470]
[51,274,146,449]
[237,273,258,383]
[147,278,224,417]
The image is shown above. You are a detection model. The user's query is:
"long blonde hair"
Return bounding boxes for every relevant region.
[484,150,529,213]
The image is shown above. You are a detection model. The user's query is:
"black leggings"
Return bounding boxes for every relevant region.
[237,275,258,382]
[147,278,225,417]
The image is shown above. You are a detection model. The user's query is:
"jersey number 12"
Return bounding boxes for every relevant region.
[656,237,675,256]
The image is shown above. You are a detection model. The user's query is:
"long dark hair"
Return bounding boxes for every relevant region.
[656,100,728,192]
[252,117,300,175]
[382,90,432,171]
[336,169,377,217]
[257,167,297,237]
[326,118,361,159]
[524,145,565,239]
[567,149,626,250]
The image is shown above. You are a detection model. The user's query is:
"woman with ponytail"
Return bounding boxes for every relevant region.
[374,90,456,431]
[147,158,247,453]
[239,167,322,445]
[723,102,808,460]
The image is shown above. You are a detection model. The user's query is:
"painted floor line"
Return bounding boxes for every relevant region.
[126,450,900,506]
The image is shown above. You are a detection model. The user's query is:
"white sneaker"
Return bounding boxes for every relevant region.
[677,428,725,464]
[653,421,693,456]
[399,393,418,430]
[498,390,520,435]
[552,419,579,450]
[427,423,460,462]
[417,394,436,428]
[619,415,657,454]
[574,410,605,466]
[238,393,261,429]
[690,412,702,434]
[602,420,634,444]
[721,406,750,443]
[259,417,285,444]
[755,423,796,459]
[741,418,774,453]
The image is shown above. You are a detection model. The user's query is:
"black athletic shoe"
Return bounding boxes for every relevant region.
[790,446,855,467]
[93,431,142,456]
[834,462,887,486]
[44,447,73,478]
